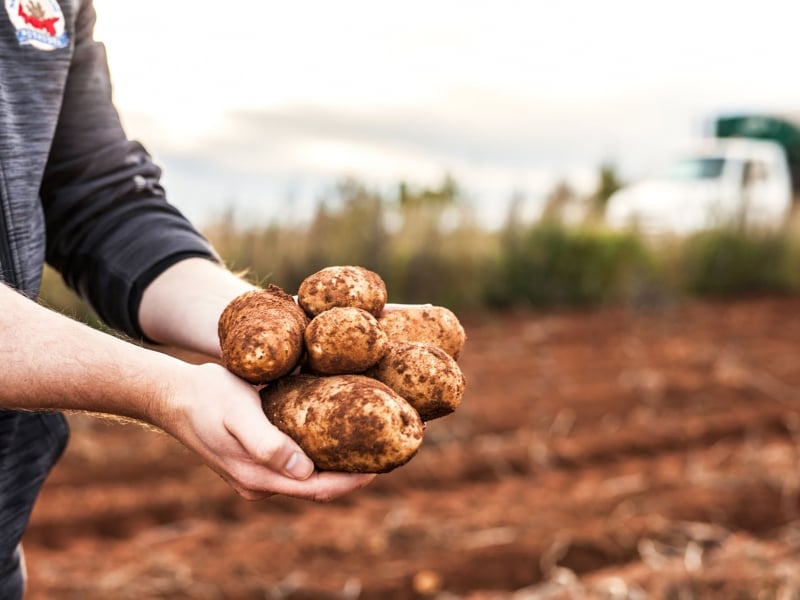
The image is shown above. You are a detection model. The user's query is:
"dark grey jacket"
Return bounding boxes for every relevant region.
[1,1,217,329]
[1,1,218,594]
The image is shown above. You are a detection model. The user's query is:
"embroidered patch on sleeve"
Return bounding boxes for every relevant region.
[5,0,68,50]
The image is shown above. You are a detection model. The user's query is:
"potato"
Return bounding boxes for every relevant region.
[218,285,309,384]
[297,265,387,317]
[367,341,466,421]
[378,306,466,359]
[304,306,388,375]
[261,374,424,473]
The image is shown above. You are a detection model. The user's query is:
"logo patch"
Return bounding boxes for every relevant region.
[5,0,68,50]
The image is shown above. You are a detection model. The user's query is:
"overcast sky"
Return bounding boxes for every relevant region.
[92,0,800,228]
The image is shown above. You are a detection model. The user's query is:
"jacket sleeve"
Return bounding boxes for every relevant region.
[40,0,220,340]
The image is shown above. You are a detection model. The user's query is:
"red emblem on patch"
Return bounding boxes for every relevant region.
[17,1,58,36]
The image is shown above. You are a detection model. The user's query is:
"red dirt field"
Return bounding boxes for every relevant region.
[22,296,800,599]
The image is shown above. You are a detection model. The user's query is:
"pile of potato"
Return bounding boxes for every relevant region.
[218,265,466,473]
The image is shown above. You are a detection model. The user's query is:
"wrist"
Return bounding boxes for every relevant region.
[139,354,195,434]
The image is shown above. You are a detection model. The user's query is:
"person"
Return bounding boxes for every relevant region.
[0,1,376,596]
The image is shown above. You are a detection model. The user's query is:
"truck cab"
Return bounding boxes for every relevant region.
[605,114,800,235]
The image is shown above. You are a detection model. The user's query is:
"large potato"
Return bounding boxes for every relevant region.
[304,306,388,375]
[261,374,424,473]
[378,306,466,359]
[367,341,466,421]
[218,286,309,384]
[297,265,387,317]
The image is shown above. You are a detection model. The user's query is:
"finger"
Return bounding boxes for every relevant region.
[224,406,315,481]
[307,472,376,502]
[193,459,278,502]
[231,480,276,502]
[266,471,377,503]
[220,457,376,501]
[382,302,432,314]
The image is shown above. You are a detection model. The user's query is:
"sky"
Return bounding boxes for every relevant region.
[91,0,800,228]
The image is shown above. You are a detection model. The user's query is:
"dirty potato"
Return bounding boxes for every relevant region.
[367,341,466,421]
[304,306,388,375]
[297,265,387,317]
[218,285,309,384]
[261,374,424,473]
[378,305,466,359]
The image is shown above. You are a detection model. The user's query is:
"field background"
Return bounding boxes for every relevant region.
[22,179,800,598]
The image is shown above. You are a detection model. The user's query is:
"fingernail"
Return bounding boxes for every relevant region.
[285,452,314,480]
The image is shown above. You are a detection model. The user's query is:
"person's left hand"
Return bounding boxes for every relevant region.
[152,361,375,502]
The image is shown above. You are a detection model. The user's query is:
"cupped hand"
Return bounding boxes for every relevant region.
[155,362,375,501]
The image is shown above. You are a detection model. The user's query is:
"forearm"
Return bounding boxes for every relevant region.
[0,282,183,424]
[1,278,374,501]
[138,258,256,358]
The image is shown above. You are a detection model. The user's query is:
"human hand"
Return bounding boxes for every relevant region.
[156,362,375,502]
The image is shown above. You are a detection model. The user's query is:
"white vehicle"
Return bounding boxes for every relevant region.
[606,114,800,235]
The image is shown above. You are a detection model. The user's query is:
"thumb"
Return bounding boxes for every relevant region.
[226,405,315,481]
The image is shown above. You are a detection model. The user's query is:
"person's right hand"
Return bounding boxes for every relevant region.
[154,361,375,502]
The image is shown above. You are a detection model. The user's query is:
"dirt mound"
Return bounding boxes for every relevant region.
[22,296,800,599]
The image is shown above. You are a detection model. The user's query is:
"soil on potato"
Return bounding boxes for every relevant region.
[22,296,800,599]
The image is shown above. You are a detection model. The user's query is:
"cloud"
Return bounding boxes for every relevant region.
[133,84,703,180]
[125,80,800,228]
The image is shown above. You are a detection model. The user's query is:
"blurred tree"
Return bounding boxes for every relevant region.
[303,178,388,276]
[388,175,480,305]
[502,191,527,231]
[399,174,459,209]
[540,180,578,223]
[392,175,464,250]
[588,162,624,223]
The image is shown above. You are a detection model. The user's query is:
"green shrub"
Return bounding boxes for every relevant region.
[681,228,800,295]
[490,223,656,308]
